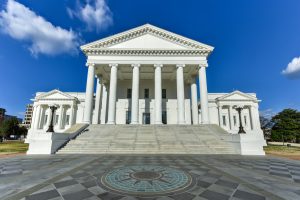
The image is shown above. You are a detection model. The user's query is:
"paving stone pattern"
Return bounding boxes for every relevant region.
[22,156,269,200]
[1,155,300,200]
[217,157,300,183]
[0,156,77,177]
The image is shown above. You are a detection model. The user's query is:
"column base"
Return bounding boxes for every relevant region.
[178,121,186,125]
[106,121,116,125]
[130,122,139,125]
[83,121,91,125]
[201,121,210,124]
[154,121,163,125]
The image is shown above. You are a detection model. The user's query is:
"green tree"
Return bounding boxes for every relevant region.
[271,109,300,143]
[0,117,20,139]
[18,126,28,137]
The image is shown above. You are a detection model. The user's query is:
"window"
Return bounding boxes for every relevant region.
[126,111,131,124]
[127,88,132,99]
[55,115,59,125]
[144,89,149,98]
[222,116,226,126]
[65,115,70,125]
[162,89,167,99]
[233,116,237,126]
[244,116,247,126]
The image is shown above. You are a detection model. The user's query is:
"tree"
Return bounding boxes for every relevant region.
[18,126,28,137]
[271,109,300,143]
[0,117,21,139]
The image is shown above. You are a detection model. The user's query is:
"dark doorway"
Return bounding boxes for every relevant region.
[162,111,167,124]
[143,113,150,124]
[126,111,131,124]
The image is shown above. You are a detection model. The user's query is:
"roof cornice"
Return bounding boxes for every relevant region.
[81,24,214,56]
[83,49,211,56]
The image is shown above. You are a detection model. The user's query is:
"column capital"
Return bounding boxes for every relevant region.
[131,64,140,68]
[154,64,163,68]
[198,63,208,68]
[251,104,258,109]
[217,103,223,107]
[176,64,185,68]
[109,63,118,68]
[86,62,95,67]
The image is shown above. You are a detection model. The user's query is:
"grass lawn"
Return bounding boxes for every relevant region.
[264,144,300,160]
[0,141,28,154]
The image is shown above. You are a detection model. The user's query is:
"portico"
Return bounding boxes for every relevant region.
[81,24,213,125]
[82,63,210,125]
[30,90,78,131]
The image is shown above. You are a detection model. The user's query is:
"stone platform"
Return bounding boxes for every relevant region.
[57,125,239,154]
[1,155,300,200]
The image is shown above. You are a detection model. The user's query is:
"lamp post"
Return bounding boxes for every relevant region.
[46,105,57,132]
[233,105,246,134]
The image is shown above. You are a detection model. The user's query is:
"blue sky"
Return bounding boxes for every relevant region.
[0,0,300,119]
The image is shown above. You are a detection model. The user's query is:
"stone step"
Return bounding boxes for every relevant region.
[57,124,238,154]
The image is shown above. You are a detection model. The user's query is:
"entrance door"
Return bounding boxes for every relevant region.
[126,111,131,124]
[143,113,150,124]
[162,111,167,124]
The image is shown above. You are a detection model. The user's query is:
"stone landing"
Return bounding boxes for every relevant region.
[57,125,239,154]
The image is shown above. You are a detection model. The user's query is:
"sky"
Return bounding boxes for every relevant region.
[0,0,300,119]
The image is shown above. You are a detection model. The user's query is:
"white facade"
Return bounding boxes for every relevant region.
[28,90,262,133]
[25,24,266,155]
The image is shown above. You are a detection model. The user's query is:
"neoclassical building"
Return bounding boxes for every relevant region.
[26,24,266,155]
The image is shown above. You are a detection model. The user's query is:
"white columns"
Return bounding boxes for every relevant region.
[83,63,95,124]
[176,64,185,124]
[218,104,222,127]
[70,105,76,125]
[190,77,198,125]
[154,64,163,124]
[33,105,41,130]
[93,77,102,124]
[100,83,108,124]
[58,105,65,129]
[250,105,260,130]
[107,64,118,124]
[229,106,234,130]
[47,106,53,127]
[131,64,140,124]
[199,65,210,124]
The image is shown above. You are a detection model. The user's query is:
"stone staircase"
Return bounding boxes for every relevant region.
[57,124,239,154]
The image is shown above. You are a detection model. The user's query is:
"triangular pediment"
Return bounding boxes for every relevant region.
[81,24,214,52]
[36,90,76,100]
[107,33,189,50]
[217,91,257,101]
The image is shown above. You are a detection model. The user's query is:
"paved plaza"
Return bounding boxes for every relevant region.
[0,155,300,200]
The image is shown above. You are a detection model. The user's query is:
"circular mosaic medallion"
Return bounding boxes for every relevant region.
[99,165,193,196]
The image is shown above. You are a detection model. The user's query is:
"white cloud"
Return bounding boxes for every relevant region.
[67,0,113,32]
[0,0,80,56]
[282,56,300,79]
